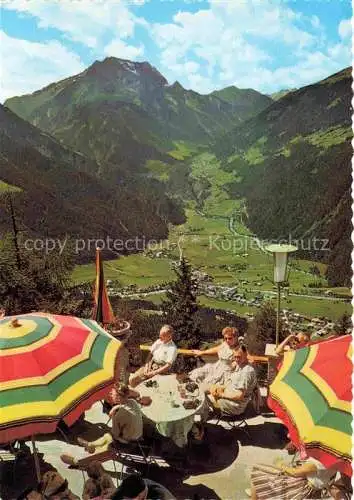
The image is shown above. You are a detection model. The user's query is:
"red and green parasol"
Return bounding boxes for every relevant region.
[268,334,352,476]
[0,313,121,444]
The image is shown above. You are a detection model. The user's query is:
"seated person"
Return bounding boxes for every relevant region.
[205,345,257,417]
[61,384,147,468]
[275,332,310,356]
[103,376,151,414]
[23,470,79,499]
[247,457,336,499]
[190,326,239,388]
[130,325,177,387]
[329,473,352,500]
[112,473,176,500]
[82,461,116,500]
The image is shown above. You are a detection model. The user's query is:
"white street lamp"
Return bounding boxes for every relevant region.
[265,244,297,346]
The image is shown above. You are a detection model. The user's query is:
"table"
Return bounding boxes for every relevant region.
[136,374,205,448]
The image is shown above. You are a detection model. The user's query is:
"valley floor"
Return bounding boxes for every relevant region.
[73,209,351,322]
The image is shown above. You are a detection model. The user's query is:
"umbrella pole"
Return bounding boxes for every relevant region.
[31,436,41,483]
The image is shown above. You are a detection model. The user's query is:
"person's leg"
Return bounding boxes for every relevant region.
[77,433,113,453]
[61,433,114,466]
[90,433,113,450]
[217,398,242,416]
[129,365,147,387]
[61,448,114,468]
[329,484,350,500]
[189,365,208,383]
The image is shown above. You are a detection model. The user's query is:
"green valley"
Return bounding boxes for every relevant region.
[73,207,351,321]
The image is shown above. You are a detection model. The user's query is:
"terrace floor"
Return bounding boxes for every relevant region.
[1,400,294,500]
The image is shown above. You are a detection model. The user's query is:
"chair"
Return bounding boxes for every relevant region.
[76,438,156,487]
[212,403,254,439]
[211,385,261,439]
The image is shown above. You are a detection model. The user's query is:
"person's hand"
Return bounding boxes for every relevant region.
[287,334,296,342]
[210,385,220,398]
[139,396,152,406]
[144,371,154,379]
[192,349,202,357]
[0,308,5,319]
[109,408,117,418]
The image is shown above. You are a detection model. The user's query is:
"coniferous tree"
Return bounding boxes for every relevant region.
[162,257,200,349]
[0,233,91,315]
[245,301,285,355]
[333,313,352,336]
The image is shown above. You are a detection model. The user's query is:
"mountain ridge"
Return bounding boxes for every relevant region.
[213,66,352,285]
[0,104,185,261]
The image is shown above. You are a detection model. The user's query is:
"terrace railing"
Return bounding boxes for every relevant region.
[139,344,274,390]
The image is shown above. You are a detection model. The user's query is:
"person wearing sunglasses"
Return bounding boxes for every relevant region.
[189,326,240,390]
[275,332,310,357]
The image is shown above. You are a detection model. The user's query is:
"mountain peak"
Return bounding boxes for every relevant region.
[169,81,185,92]
[86,57,168,86]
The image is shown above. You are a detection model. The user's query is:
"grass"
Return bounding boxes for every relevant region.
[73,255,174,286]
[145,160,171,182]
[306,126,352,149]
[279,127,351,158]
[0,181,22,193]
[168,141,201,160]
[73,208,351,320]
[244,145,265,165]
[190,152,242,216]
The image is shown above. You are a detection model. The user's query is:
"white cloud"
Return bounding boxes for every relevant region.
[311,15,321,29]
[2,0,147,48]
[104,39,144,60]
[0,31,85,102]
[151,1,351,94]
[338,19,351,40]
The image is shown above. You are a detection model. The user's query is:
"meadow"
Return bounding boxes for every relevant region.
[73,209,351,320]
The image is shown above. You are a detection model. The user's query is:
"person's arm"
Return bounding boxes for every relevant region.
[218,387,245,402]
[128,388,141,399]
[109,404,121,417]
[275,334,296,356]
[208,384,226,397]
[192,344,221,357]
[281,462,318,478]
[146,362,171,377]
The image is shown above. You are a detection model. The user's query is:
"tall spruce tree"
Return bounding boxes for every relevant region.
[245,301,285,354]
[162,257,200,349]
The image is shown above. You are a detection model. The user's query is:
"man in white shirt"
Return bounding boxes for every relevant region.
[130,325,177,387]
[206,346,257,416]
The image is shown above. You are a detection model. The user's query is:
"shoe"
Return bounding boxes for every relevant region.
[245,488,252,497]
[60,454,78,467]
[77,437,95,453]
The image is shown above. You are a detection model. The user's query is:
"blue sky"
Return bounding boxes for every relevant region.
[1,0,352,102]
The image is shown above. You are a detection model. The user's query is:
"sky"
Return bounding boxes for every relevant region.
[0,0,352,102]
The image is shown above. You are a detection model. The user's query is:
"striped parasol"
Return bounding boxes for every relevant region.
[268,334,352,476]
[92,248,115,324]
[0,313,121,444]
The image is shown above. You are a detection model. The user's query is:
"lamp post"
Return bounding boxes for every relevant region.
[265,244,297,347]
